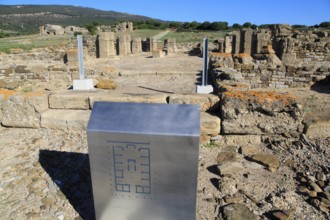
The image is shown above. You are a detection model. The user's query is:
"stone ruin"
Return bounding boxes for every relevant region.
[98,22,134,33]
[39,22,134,36]
[0,24,330,219]
[210,24,330,89]
[39,24,88,35]
[64,32,178,60]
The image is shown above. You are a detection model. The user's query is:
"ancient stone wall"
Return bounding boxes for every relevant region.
[212,25,330,88]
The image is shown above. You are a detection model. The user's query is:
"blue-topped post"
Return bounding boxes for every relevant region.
[73,35,94,90]
[77,35,85,80]
[196,38,213,94]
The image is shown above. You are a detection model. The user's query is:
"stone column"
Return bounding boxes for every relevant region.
[98,32,116,58]
[167,38,177,54]
[127,22,134,32]
[218,39,224,52]
[118,35,127,56]
[224,35,233,53]
[132,38,142,54]
[119,35,132,56]
[39,26,45,35]
[150,38,160,51]
[243,29,253,55]
[233,31,241,54]
[126,35,132,55]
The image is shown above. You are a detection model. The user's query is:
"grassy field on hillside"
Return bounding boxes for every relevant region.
[0,29,230,53]
[160,30,230,43]
[115,29,163,39]
[0,35,71,53]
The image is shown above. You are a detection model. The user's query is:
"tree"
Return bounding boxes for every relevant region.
[259,24,271,29]
[190,21,199,29]
[198,21,211,30]
[319,22,330,28]
[0,31,6,38]
[182,22,191,29]
[243,22,252,28]
[232,23,241,29]
[210,22,228,31]
[251,24,258,29]
[169,22,180,29]
[292,24,307,29]
[85,24,97,35]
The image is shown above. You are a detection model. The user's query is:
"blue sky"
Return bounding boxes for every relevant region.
[0,0,329,25]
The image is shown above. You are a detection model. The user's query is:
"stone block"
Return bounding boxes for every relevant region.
[304,112,330,139]
[15,65,29,73]
[41,109,91,130]
[239,145,260,155]
[6,81,19,90]
[250,154,280,172]
[152,50,164,58]
[49,91,90,110]
[89,92,167,108]
[200,112,221,136]
[217,162,244,175]
[2,92,48,128]
[220,204,258,220]
[169,94,220,112]
[0,80,6,88]
[221,90,304,136]
[66,49,78,64]
[219,135,261,147]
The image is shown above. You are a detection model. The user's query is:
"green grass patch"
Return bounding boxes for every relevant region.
[0,35,71,53]
[160,30,230,43]
[115,29,163,39]
[203,140,219,148]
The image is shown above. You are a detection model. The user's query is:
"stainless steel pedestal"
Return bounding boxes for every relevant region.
[87,102,200,220]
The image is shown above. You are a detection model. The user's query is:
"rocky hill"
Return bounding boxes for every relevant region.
[0,4,157,34]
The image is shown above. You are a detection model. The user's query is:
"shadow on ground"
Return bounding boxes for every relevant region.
[39,150,95,220]
[311,75,330,94]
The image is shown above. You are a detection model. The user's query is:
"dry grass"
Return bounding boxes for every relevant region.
[96,79,117,90]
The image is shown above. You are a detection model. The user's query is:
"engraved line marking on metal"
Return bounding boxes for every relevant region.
[112,142,151,194]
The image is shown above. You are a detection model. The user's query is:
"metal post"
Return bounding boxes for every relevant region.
[202,38,208,86]
[77,35,84,80]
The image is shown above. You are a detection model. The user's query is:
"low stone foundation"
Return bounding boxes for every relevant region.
[0,87,320,145]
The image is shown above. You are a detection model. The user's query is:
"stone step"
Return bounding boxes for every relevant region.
[49,90,168,110]
[304,112,330,139]
[41,109,91,130]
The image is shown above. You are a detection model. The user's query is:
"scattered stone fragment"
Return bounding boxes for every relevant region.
[284,158,295,169]
[217,162,244,175]
[217,152,236,164]
[271,209,295,220]
[239,145,259,155]
[250,154,280,172]
[6,81,19,90]
[220,203,258,220]
[224,193,244,204]
[316,173,327,182]
[309,181,323,193]
[308,190,318,198]
[220,178,238,195]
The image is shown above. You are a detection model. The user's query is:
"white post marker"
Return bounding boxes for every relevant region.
[196,38,213,94]
[73,35,94,90]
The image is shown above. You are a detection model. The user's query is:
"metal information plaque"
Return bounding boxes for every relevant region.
[87,102,200,220]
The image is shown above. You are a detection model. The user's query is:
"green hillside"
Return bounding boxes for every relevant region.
[0,5,158,34]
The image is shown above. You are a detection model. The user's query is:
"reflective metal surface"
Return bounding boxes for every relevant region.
[87,102,200,220]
